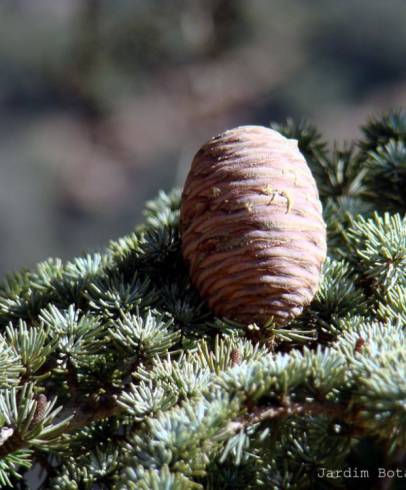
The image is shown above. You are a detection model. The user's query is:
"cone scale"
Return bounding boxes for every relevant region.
[180,126,327,327]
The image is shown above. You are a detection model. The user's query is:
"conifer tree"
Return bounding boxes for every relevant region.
[0,111,405,489]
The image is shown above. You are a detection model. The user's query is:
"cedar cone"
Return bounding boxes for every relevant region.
[180,125,327,327]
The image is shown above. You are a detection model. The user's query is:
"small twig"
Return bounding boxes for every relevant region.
[0,430,24,458]
[0,388,364,460]
[227,401,360,434]
[66,357,80,401]
[66,393,121,434]
[0,390,123,459]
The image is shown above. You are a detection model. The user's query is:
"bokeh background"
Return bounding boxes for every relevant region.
[1,0,406,277]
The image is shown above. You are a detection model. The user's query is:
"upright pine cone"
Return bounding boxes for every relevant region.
[180,125,327,327]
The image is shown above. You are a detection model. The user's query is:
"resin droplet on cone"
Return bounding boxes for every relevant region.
[180,125,327,327]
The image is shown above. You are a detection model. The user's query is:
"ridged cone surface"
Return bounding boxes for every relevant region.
[180,125,327,326]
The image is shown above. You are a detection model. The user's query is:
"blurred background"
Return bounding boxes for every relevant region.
[1,0,406,277]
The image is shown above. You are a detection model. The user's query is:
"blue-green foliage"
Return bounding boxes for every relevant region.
[0,114,405,489]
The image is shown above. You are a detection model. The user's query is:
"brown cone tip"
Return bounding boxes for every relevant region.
[180,125,327,327]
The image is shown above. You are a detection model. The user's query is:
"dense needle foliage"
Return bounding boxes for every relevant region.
[0,111,406,489]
